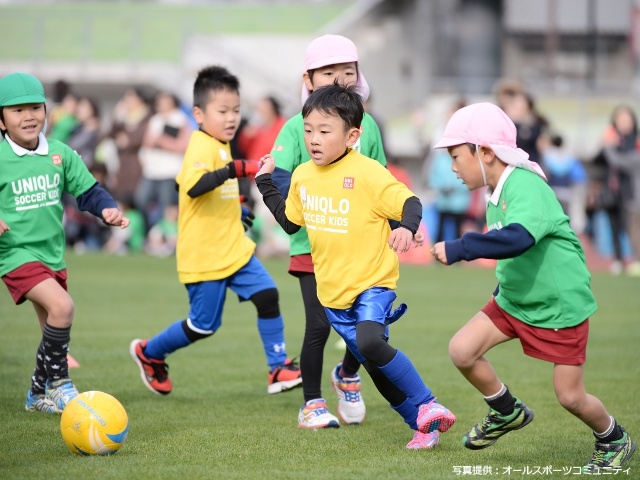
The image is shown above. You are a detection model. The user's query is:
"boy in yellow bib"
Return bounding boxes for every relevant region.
[256,83,456,449]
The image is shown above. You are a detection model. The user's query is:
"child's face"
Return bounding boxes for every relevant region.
[304,62,358,92]
[448,144,484,191]
[193,89,241,142]
[0,103,46,149]
[303,109,359,166]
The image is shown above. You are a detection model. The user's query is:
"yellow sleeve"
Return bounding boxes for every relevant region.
[176,132,218,192]
[365,162,415,221]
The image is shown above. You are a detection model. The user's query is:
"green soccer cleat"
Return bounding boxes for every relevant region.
[583,426,636,473]
[462,398,534,450]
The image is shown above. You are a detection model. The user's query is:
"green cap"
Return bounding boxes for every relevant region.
[0,72,47,107]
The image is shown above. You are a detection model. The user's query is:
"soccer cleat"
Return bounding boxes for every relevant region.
[462,398,534,450]
[267,358,302,394]
[25,390,59,414]
[583,427,636,473]
[129,339,172,395]
[406,430,440,450]
[330,363,366,425]
[417,399,457,434]
[45,378,79,412]
[298,399,340,429]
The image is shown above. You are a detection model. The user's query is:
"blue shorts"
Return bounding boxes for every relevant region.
[185,255,276,334]
[325,287,407,363]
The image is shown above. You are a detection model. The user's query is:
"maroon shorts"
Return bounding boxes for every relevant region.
[288,254,314,277]
[2,262,68,305]
[481,298,589,366]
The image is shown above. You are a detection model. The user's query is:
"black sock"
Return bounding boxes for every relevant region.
[485,385,516,416]
[30,340,47,395]
[42,324,71,382]
[595,418,624,443]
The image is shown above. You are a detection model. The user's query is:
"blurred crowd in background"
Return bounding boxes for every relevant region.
[52,77,640,276]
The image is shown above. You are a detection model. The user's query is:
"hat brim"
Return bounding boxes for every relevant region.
[306,54,358,71]
[432,136,469,149]
[2,93,47,107]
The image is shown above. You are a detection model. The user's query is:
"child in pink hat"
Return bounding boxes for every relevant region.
[431,102,635,472]
[269,34,387,434]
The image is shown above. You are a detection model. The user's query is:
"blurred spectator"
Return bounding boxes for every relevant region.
[427,148,471,242]
[67,96,101,168]
[539,132,588,234]
[387,157,413,188]
[48,90,78,143]
[237,96,286,210]
[103,196,146,255]
[137,90,190,228]
[63,163,112,253]
[502,91,548,168]
[599,105,640,276]
[237,96,286,162]
[145,204,179,257]
[423,99,472,242]
[107,87,151,203]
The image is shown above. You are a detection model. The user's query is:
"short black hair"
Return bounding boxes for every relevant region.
[302,81,363,131]
[193,65,240,109]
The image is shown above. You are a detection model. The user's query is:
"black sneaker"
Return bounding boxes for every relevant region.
[583,426,636,473]
[463,398,534,450]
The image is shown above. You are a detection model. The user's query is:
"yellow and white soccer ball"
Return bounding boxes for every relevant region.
[60,391,129,456]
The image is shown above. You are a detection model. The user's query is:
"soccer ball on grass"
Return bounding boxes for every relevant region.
[60,391,129,455]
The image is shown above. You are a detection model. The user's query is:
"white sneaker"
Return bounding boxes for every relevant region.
[298,399,340,429]
[331,363,366,425]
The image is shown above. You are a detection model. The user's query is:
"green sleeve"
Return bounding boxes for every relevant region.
[362,113,387,166]
[272,114,304,173]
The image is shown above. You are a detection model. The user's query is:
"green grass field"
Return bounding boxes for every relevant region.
[1,253,638,479]
[0,3,351,62]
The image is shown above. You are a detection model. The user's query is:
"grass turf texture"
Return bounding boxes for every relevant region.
[0,3,352,63]
[1,253,638,479]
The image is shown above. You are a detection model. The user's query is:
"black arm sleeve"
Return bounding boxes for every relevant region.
[255,174,302,235]
[76,182,118,219]
[398,196,422,234]
[186,167,231,198]
[444,223,535,264]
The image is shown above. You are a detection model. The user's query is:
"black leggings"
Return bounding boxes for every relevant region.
[299,273,406,406]
[357,321,407,407]
[298,273,361,402]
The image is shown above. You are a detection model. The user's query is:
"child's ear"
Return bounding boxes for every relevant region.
[302,71,314,93]
[346,127,361,147]
[480,145,497,163]
[192,106,203,125]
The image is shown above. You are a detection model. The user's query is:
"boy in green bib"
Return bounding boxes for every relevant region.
[431,102,635,473]
[0,73,129,413]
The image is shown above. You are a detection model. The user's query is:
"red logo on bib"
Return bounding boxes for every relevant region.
[52,154,62,165]
[343,177,354,189]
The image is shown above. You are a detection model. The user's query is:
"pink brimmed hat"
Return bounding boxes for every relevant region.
[301,34,370,103]
[433,102,547,180]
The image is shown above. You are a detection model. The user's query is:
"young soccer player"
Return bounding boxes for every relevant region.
[130,65,301,396]
[0,72,130,413]
[255,83,456,449]
[270,34,388,428]
[430,102,636,472]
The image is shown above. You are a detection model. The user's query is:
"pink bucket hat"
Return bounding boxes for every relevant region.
[301,34,370,104]
[433,102,547,180]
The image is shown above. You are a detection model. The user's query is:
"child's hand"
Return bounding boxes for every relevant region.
[431,242,449,265]
[388,227,414,254]
[413,229,425,248]
[256,154,275,177]
[102,208,131,229]
[0,218,9,235]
